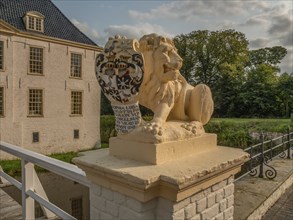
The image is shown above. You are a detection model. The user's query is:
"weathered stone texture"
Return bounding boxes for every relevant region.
[90,176,235,220]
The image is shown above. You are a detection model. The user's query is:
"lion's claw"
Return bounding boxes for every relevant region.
[143,122,163,136]
[181,121,203,135]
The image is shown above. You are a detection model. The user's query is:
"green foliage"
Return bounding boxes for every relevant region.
[173,29,249,87]
[100,115,117,143]
[100,93,113,115]
[0,151,79,177]
[205,118,291,148]
[173,29,290,118]
[0,159,21,177]
[249,46,287,68]
[277,72,293,117]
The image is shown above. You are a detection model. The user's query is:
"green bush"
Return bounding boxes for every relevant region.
[205,121,252,148]
[100,116,291,149]
[100,115,117,143]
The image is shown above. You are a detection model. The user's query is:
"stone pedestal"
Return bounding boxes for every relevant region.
[74,139,249,220]
[110,133,217,164]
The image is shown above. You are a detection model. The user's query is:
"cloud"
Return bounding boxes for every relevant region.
[249,38,271,48]
[268,13,293,47]
[104,23,173,40]
[71,18,104,45]
[242,16,269,26]
[128,0,272,22]
[280,48,293,73]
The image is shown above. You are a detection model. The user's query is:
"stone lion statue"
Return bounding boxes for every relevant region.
[136,34,214,137]
[96,34,214,143]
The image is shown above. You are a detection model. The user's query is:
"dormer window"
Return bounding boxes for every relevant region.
[23,11,44,32]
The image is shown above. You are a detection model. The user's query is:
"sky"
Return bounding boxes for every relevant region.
[52,0,293,73]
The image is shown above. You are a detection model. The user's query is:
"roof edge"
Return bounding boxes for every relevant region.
[0,20,103,51]
[50,0,100,47]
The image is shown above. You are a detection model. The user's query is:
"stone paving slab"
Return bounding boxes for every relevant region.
[0,186,22,220]
[262,185,293,220]
[234,158,293,220]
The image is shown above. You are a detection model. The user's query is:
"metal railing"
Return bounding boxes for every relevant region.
[235,127,293,181]
[0,141,90,220]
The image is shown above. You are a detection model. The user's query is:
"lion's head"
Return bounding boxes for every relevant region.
[137,34,185,112]
[138,34,183,84]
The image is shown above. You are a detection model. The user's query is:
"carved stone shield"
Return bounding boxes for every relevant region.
[96,36,144,105]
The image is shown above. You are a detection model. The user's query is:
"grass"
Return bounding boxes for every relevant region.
[205,118,292,148]
[210,118,291,133]
[0,151,79,177]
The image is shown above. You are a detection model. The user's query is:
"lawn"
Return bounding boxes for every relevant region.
[0,151,79,177]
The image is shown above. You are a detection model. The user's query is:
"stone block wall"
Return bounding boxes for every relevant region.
[90,175,235,220]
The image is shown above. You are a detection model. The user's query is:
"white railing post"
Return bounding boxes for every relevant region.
[21,159,35,220]
[33,169,56,218]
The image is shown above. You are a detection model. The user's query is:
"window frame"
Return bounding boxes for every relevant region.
[32,132,40,143]
[27,88,44,117]
[71,197,83,220]
[70,53,83,79]
[0,86,5,117]
[28,46,44,75]
[24,12,44,33]
[70,90,83,116]
[0,41,4,71]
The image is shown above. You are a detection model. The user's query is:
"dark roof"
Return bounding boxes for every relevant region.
[0,0,98,47]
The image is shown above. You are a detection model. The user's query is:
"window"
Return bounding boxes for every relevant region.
[35,17,42,31]
[71,53,82,78]
[74,129,79,139]
[32,132,39,143]
[0,87,4,117]
[71,91,82,115]
[71,197,83,220]
[28,89,43,116]
[24,11,44,32]
[0,41,3,70]
[29,47,43,74]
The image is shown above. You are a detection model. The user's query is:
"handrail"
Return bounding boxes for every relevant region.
[0,170,22,189]
[236,127,292,181]
[0,141,90,220]
[26,190,75,220]
[0,141,90,187]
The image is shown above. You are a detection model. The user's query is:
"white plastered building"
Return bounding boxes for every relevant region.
[0,0,102,159]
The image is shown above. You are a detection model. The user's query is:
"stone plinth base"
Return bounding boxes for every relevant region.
[74,146,248,220]
[109,133,217,164]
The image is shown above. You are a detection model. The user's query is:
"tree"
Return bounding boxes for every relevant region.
[238,64,279,117]
[276,72,293,117]
[248,46,287,71]
[173,29,249,88]
[213,63,246,117]
[100,93,113,115]
[239,46,288,117]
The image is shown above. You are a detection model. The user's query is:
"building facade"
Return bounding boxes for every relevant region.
[0,0,102,159]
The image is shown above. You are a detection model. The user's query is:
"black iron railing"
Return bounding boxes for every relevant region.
[235,126,292,181]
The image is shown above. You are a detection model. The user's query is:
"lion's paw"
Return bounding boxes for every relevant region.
[143,122,163,136]
[181,121,204,135]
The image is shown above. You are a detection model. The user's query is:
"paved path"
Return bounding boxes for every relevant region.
[0,186,22,220]
[234,158,293,220]
[262,185,293,220]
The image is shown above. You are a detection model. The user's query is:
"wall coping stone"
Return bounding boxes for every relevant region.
[74,146,248,202]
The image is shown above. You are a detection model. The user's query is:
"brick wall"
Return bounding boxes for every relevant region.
[90,176,235,220]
